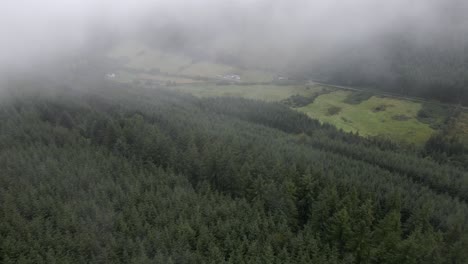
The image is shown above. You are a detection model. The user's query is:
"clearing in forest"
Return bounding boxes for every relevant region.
[171,83,323,102]
[297,91,435,145]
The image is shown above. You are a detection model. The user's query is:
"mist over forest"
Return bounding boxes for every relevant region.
[1,1,468,263]
[1,0,468,103]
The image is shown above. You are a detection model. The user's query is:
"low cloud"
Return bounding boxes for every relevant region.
[1,0,466,74]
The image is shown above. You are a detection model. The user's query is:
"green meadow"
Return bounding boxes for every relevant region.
[172,83,322,102]
[297,91,435,145]
[108,40,192,73]
[107,41,274,83]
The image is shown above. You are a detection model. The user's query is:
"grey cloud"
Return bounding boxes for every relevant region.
[0,0,467,74]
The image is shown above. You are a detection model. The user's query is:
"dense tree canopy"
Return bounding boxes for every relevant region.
[303,27,468,106]
[0,82,467,263]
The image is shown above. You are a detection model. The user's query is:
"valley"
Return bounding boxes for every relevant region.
[106,41,466,147]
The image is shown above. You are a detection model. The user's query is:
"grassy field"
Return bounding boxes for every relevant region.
[107,41,274,83]
[180,62,235,77]
[297,91,435,145]
[108,41,192,73]
[178,62,274,82]
[171,83,322,102]
[112,71,201,85]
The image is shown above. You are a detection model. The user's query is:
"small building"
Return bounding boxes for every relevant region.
[223,74,241,81]
[105,73,116,79]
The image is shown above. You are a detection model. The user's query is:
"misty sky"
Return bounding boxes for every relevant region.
[1,0,466,72]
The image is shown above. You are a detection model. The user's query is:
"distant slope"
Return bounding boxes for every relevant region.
[107,40,274,84]
[104,41,466,147]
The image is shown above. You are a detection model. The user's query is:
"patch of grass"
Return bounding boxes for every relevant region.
[297,91,435,145]
[343,91,373,105]
[108,41,274,83]
[392,115,411,121]
[168,83,324,102]
[108,41,193,73]
[239,70,275,83]
[180,63,274,82]
[113,71,200,85]
[180,62,236,77]
[341,117,352,123]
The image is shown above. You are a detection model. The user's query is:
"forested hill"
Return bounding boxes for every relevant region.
[1,82,468,263]
[301,32,468,106]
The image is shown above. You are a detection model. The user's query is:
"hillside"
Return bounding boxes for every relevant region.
[105,42,467,148]
[107,41,274,85]
[1,82,467,263]
[3,1,468,263]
